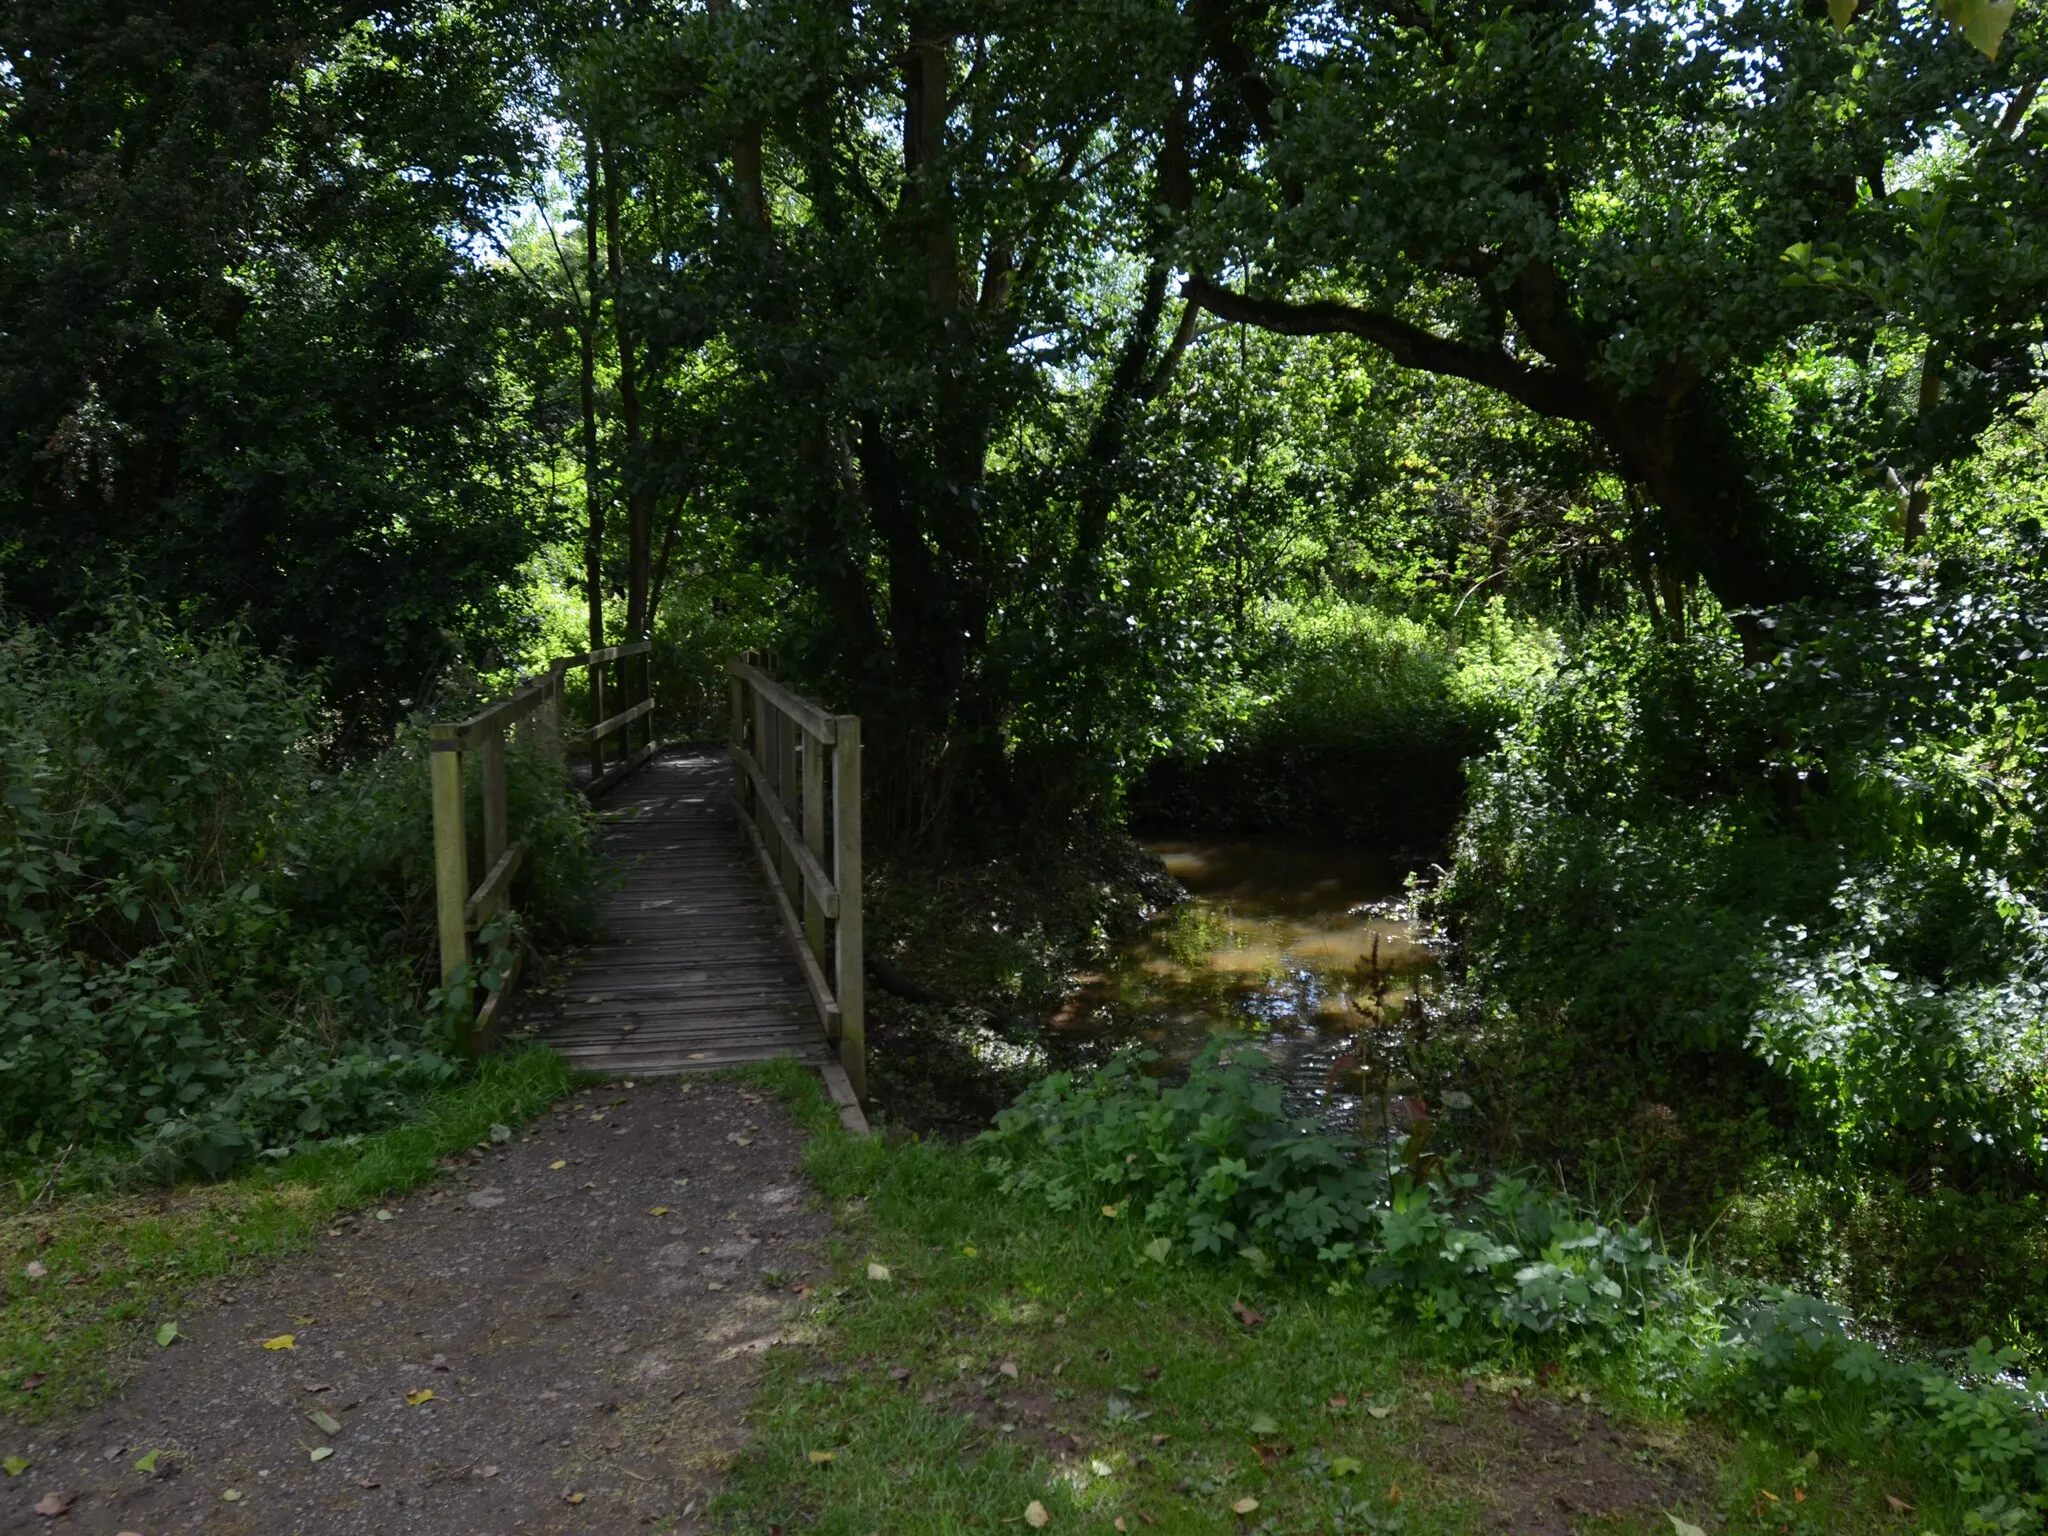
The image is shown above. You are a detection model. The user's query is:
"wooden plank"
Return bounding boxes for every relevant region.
[587,740,656,798]
[465,839,526,928]
[731,743,839,915]
[449,681,550,750]
[833,715,865,1102]
[732,795,844,1037]
[583,696,654,745]
[554,639,652,668]
[480,730,508,870]
[430,734,469,990]
[471,946,524,1058]
[725,659,837,743]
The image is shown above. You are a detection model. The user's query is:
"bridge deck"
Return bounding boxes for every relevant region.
[529,748,830,1074]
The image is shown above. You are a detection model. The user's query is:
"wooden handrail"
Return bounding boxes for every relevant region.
[727,653,864,1102]
[727,658,838,743]
[430,638,658,1055]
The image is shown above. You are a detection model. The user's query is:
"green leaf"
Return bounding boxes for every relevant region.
[1248,1412,1281,1436]
[133,1450,160,1474]
[309,1446,333,1463]
[1330,1456,1362,1477]
[2,1456,30,1477]
[1667,1516,1707,1536]
[1142,1236,1173,1264]
[1826,0,1859,30]
[1939,0,2017,56]
[155,1321,180,1347]
[308,1410,341,1436]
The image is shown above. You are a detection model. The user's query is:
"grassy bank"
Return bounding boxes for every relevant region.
[724,1061,1999,1536]
[0,1047,571,1421]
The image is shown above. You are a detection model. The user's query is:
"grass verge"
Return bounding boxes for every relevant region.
[0,1046,572,1421]
[721,1063,1943,1535]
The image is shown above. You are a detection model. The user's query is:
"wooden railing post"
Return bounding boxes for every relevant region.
[832,714,864,1101]
[480,727,508,873]
[589,655,607,784]
[801,727,827,982]
[430,729,470,993]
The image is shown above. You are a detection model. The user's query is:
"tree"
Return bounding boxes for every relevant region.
[0,2,554,740]
[1172,0,2048,643]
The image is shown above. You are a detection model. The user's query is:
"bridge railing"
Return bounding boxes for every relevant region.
[727,655,865,1101]
[430,639,655,1053]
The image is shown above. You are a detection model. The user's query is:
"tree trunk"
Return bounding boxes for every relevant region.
[604,155,654,641]
[580,129,606,652]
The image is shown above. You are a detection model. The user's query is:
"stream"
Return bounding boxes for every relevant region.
[1055,835,1452,1130]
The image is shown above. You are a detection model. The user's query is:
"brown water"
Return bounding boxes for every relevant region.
[1056,835,1442,1122]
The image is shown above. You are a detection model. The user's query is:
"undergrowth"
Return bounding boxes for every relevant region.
[0,603,599,1179]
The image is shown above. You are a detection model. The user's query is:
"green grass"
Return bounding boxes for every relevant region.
[718,1066,1941,1536]
[0,1046,572,1420]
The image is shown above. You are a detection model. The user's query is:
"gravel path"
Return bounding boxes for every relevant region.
[1,1077,828,1536]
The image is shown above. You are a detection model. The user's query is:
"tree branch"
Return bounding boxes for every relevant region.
[1180,274,1602,423]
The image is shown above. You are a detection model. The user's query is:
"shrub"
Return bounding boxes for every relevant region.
[979,1038,1674,1341]
[0,603,596,1176]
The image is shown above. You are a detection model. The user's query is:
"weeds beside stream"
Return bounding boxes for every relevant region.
[726,1056,2047,1536]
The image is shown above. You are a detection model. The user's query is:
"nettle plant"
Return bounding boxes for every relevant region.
[978,1039,1674,1341]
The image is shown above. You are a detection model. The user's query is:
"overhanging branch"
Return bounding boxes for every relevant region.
[1180,274,1602,425]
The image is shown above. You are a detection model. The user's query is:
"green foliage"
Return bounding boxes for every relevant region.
[0,605,597,1177]
[1134,600,1553,850]
[974,1045,2048,1527]
[981,1040,1673,1342]
[0,2,560,742]
[1714,1293,2048,1528]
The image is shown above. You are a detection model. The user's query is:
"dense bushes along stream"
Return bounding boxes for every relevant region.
[0,606,599,1182]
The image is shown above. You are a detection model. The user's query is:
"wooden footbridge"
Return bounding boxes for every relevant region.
[426,646,868,1130]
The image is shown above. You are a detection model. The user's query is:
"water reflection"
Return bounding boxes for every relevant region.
[1056,835,1441,1127]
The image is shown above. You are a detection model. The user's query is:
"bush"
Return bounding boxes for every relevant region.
[1130,599,1552,852]
[980,1043,2048,1527]
[0,604,597,1176]
[980,1038,1674,1341]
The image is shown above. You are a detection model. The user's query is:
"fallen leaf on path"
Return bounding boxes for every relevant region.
[309,1447,333,1463]
[549,1160,567,1170]
[806,1450,836,1465]
[22,1262,44,1281]
[1229,1300,1264,1329]
[1367,1404,1393,1420]
[1884,1495,1915,1514]
[1100,1204,1119,1218]
[961,1244,978,1257]
[300,1381,331,1394]
[132,1451,159,1474]
[1389,1481,1403,1504]
[19,1374,45,1392]
[489,1123,512,1143]
[1090,1459,1113,1477]
[889,1367,911,1383]
[308,1410,341,1435]
[263,1334,295,1350]
[1247,1413,1279,1436]
[1114,1521,1127,1533]
[1328,1394,1348,1409]
[1149,1433,1169,1446]
[1330,1457,1362,1477]
[374,1209,393,1222]
[1666,1518,1707,1536]
[32,1492,69,1517]
[865,1262,891,1281]
[478,1465,499,1478]
[2,1458,27,1476]
[998,1360,1019,1379]
[1143,1237,1172,1264]
[404,1388,434,1407]
[648,1206,669,1216]
[1024,1499,1049,1528]
[565,1491,586,1504]
[1231,1496,1259,1515]
[220,1489,242,1502]
[155,1322,180,1347]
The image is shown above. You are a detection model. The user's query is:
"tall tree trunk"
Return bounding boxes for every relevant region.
[604,155,653,640]
[580,129,606,652]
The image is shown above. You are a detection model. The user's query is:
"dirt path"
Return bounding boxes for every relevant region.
[1,1078,827,1536]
